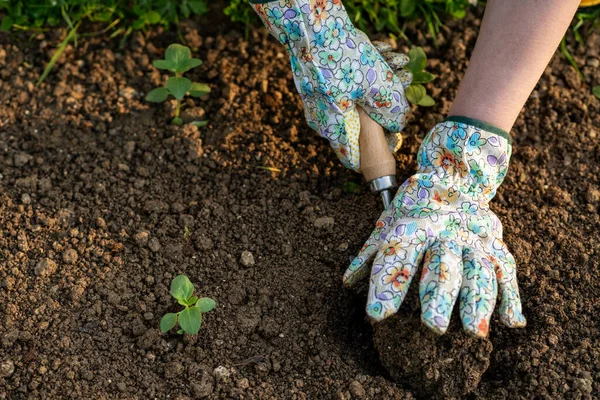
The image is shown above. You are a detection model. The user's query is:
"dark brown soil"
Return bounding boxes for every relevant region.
[0,10,599,400]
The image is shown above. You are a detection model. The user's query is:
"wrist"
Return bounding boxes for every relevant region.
[417,119,512,202]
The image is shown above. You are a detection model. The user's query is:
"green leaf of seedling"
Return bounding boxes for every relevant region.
[417,94,435,107]
[405,84,426,105]
[131,17,145,30]
[172,117,183,125]
[166,77,192,100]
[406,47,427,73]
[400,0,416,17]
[178,298,188,306]
[160,313,178,333]
[190,120,209,127]
[177,329,183,335]
[170,275,194,301]
[189,0,208,15]
[165,43,191,65]
[1,16,13,31]
[187,295,198,306]
[343,181,362,194]
[593,86,600,99]
[145,87,170,103]
[196,297,216,313]
[178,306,202,334]
[144,11,161,24]
[153,60,176,71]
[176,58,202,74]
[411,71,436,85]
[190,82,211,97]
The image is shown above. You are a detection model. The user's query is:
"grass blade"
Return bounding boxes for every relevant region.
[559,36,583,80]
[36,21,80,87]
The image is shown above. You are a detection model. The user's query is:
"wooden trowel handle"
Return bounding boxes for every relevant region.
[357,106,396,182]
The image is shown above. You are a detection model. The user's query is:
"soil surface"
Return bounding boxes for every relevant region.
[1,9,599,400]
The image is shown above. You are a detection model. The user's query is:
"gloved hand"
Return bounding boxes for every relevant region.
[250,0,412,171]
[343,117,526,337]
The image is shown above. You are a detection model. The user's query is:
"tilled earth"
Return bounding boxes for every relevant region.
[0,11,599,400]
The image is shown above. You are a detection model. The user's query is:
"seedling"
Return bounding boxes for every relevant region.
[160,275,216,335]
[146,43,211,126]
[593,86,600,100]
[404,46,436,107]
[183,226,192,240]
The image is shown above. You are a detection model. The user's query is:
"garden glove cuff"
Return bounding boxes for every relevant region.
[343,117,526,337]
[250,0,412,171]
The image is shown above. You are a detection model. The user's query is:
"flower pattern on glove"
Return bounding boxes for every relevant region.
[343,119,526,337]
[251,0,411,171]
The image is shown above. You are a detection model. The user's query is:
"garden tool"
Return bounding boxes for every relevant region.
[357,106,397,208]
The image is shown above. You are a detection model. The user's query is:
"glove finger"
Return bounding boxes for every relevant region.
[343,206,396,287]
[395,69,413,89]
[419,240,463,334]
[490,239,526,328]
[459,247,498,337]
[383,52,410,70]
[366,239,425,322]
[372,41,392,54]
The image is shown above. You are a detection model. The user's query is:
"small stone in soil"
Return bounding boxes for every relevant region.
[13,152,33,167]
[148,237,161,252]
[349,380,366,398]
[240,251,255,267]
[164,361,184,378]
[21,193,31,204]
[314,216,335,229]
[35,258,57,277]
[236,378,250,389]
[0,359,15,377]
[134,231,149,246]
[586,187,600,203]
[62,248,78,264]
[213,366,230,381]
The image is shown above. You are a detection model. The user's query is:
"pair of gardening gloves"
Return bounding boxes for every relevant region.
[251,0,526,337]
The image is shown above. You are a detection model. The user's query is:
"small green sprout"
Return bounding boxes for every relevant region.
[183,226,192,240]
[343,181,362,194]
[404,47,436,107]
[160,275,216,335]
[146,43,211,126]
[593,86,600,100]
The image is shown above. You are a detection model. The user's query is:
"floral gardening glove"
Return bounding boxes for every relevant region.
[250,0,412,171]
[343,117,526,337]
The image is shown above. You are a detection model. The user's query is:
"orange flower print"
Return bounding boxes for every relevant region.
[439,152,456,171]
[254,5,270,29]
[438,262,451,282]
[385,70,394,82]
[310,0,329,25]
[478,319,489,336]
[338,96,351,111]
[300,46,314,62]
[383,265,411,292]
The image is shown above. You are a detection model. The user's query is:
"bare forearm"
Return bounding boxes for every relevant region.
[449,0,580,132]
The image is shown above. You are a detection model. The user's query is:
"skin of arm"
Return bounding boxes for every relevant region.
[449,0,581,132]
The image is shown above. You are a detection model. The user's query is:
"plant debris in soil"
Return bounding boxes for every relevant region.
[0,12,599,400]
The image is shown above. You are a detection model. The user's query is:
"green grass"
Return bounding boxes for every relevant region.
[0,0,209,84]
[224,0,476,44]
[3,1,598,86]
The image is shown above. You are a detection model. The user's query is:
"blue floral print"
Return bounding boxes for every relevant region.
[251,0,412,171]
[343,120,526,337]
